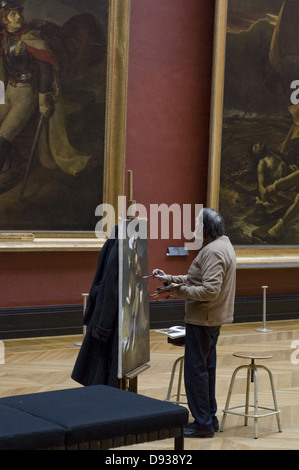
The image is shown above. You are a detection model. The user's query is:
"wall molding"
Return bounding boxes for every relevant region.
[0,294,299,339]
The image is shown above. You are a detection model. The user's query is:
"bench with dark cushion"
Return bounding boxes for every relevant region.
[0,385,189,450]
[0,404,65,450]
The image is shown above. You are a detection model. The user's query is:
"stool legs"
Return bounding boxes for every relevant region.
[253,367,258,439]
[220,364,249,432]
[165,356,187,404]
[244,366,251,426]
[220,360,281,439]
[257,364,282,434]
[176,357,184,403]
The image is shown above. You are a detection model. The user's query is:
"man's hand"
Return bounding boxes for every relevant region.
[152,269,168,282]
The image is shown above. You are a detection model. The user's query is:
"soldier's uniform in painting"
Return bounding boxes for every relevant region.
[0,23,57,164]
[0,0,91,192]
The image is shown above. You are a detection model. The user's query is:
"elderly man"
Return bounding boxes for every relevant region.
[153,208,236,438]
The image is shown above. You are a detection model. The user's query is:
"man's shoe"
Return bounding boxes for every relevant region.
[212,417,219,431]
[184,424,214,438]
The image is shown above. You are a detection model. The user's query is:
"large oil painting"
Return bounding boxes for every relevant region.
[0,0,130,249]
[210,0,299,262]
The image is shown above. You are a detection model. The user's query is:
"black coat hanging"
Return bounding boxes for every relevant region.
[71,226,119,387]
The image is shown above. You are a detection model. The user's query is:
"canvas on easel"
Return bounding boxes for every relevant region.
[118,218,150,379]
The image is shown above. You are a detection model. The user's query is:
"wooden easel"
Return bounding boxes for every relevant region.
[127,169,136,216]
[118,170,150,393]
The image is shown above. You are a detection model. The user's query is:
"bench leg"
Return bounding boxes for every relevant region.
[174,427,184,450]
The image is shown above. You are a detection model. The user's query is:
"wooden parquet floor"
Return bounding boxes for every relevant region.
[1,319,299,451]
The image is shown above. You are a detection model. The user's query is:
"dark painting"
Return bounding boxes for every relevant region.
[0,0,108,232]
[118,219,150,379]
[219,0,299,245]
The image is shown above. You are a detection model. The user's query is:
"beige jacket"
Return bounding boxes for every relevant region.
[167,236,236,326]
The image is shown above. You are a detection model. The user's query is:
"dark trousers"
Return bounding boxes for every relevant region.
[184,323,221,431]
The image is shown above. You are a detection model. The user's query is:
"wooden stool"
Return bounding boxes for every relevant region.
[220,352,282,439]
[165,356,187,405]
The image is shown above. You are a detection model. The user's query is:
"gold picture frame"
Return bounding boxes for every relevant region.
[208,0,299,267]
[0,0,130,251]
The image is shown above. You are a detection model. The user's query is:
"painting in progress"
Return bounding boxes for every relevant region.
[118,219,150,379]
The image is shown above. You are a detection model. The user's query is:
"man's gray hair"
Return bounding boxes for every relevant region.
[203,208,225,240]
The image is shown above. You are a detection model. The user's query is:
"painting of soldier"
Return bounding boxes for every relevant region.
[0,0,108,231]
